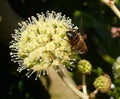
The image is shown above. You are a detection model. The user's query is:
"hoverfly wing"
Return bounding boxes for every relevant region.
[77,17,84,34]
[78,17,87,40]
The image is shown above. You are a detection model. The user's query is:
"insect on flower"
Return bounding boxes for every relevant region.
[9,11,80,80]
[66,18,88,54]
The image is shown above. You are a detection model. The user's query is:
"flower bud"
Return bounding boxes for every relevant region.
[77,59,92,74]
[93,74,111,93]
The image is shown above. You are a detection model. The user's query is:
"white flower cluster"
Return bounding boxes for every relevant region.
[10,11,78,79]
[112,57,120,78]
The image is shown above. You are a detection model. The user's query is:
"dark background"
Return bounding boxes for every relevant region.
[0,0,120,99]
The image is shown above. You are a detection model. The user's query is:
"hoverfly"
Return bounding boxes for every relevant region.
[66,18,87,54]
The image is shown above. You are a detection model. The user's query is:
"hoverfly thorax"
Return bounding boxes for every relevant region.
[66,31,80,46]
[66,31,77,41]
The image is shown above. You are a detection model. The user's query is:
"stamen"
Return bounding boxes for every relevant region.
[35,71,41,80]
[26,69,35,78]
[17,66,26,72]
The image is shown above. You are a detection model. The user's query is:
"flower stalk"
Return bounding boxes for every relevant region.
[49,51,89,99]
[101,0,120,18]
[109,3,120,18]
[54,65,88,99]
[82,74,88,95]
[89,88,99,99]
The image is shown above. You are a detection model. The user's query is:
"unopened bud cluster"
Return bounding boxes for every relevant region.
[77,59,92,74]
[93,74,111,93]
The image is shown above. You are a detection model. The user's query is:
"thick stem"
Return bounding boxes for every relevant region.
[48,51,89,99]
[54,65,89,99]
[82,74,87,95]
[101,0,120,18]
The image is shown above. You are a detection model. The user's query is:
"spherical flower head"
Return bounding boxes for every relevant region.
[112,56,120,78]
[77,59,92,74]
[9,11,78,79]
[93,74,111,93]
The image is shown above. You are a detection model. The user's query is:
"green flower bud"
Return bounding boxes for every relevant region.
[93,74,111,93]
[77,59,92,74]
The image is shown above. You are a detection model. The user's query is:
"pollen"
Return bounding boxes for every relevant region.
[9,11,78,79]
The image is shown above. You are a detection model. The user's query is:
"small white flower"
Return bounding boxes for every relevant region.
[112,56,120,78]
[10,11,78,79]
